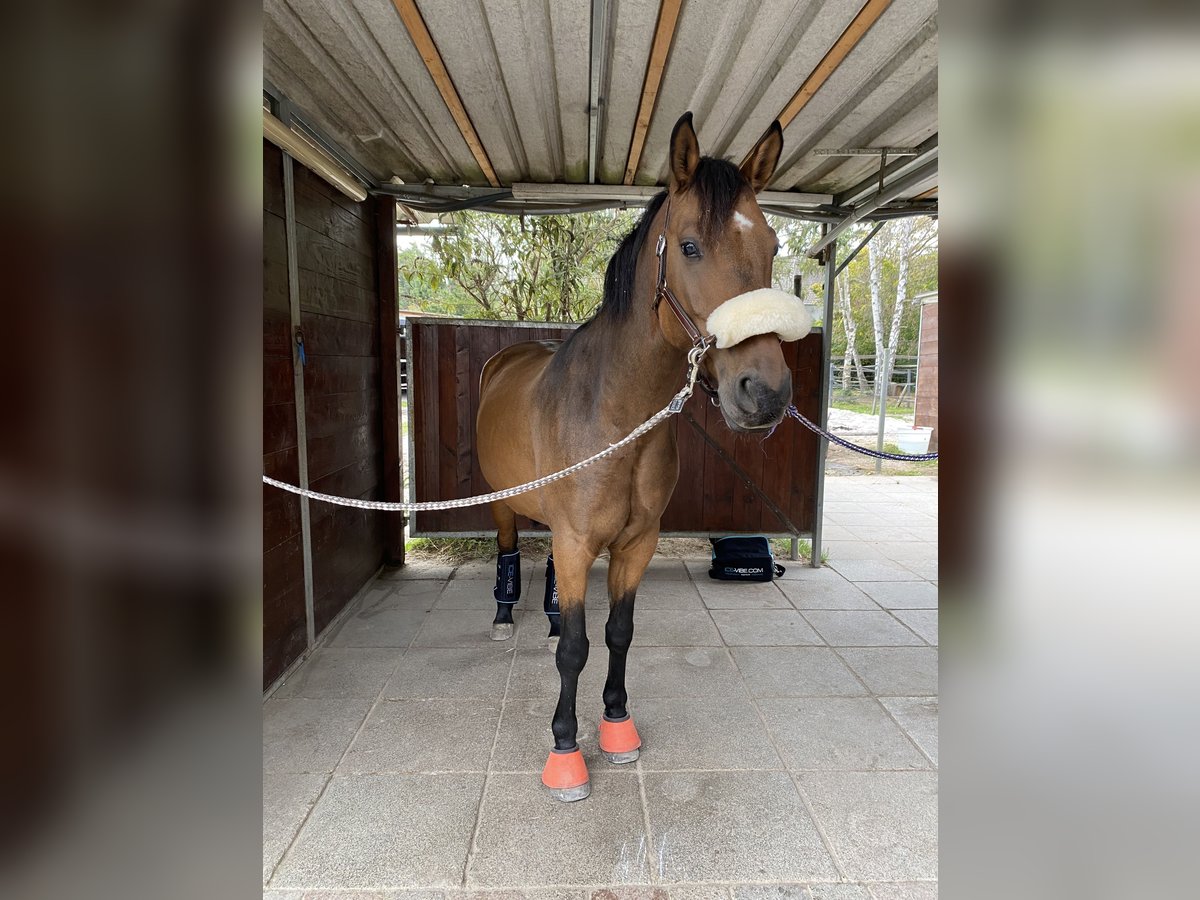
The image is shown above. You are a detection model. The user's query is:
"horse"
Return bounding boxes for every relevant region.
[475,112,810,801]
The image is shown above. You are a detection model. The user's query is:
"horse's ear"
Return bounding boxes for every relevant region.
[741,121,784,193]
[669,111,700,191]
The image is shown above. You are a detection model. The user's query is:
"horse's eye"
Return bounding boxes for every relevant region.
[773,243,781,257]
[680,240,701,259]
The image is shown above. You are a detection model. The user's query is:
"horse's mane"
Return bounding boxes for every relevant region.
[599,157,747,323]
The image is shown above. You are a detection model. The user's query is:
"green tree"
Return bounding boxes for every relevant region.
[400,209,638,322]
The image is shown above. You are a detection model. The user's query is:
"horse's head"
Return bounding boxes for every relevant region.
[657,112,809,433]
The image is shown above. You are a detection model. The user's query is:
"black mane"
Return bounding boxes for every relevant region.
[599,157,747,322]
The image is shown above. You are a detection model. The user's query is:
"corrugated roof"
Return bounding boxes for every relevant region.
[263,0,937,217]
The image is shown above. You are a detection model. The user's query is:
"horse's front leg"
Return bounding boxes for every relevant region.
[541,533,595,802]
[599,529,656,764]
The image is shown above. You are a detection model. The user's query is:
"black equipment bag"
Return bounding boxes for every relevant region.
[708,535,785,582]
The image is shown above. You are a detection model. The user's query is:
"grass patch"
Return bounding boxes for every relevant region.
[769,537,829,565]
[831,397,913,418]
[405,535,550,564]
[406,535,829,565]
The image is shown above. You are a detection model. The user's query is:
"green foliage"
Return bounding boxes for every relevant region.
[827,218,939,363]
[399,209,639,322]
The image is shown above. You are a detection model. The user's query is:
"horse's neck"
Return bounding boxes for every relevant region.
[587,256,687,426]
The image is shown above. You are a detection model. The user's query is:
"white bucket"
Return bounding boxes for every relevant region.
[894,426,933,454]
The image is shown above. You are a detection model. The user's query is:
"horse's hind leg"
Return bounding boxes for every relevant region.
[541,532,596,802]
[598,528,656,764]
[489,500,520,642]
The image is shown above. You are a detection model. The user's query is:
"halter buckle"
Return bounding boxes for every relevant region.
[655,233,666,258]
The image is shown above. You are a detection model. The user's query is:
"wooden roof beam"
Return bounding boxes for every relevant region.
[742,0,894,169]
[623,0,684,186]
[392,0,500,187]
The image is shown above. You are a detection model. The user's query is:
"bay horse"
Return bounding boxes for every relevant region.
[475,112,808,801]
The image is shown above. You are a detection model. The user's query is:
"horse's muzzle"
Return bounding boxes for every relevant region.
[722,370,792,431]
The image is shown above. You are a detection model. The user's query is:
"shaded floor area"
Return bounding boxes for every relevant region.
[264,476,938,899]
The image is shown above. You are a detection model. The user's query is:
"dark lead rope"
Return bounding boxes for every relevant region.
[785,405,939,462]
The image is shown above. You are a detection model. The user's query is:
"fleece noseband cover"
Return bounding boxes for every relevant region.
[704,288,813,349]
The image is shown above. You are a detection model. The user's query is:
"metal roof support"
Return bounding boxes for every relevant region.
[836,134,938,208]
[805,158,938,258]
[833,222,885,278]
[810,230,837,568]
[588,0,613,185]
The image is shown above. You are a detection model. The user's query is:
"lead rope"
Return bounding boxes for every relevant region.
[262,340,714,512]
[785,405,939,461]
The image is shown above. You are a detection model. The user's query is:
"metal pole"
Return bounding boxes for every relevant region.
[875,347,888,475]
[283,152,316,649]
[811,229,837,567]
[834,221,884,279]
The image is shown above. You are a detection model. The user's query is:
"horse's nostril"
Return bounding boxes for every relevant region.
[738,375,755,396]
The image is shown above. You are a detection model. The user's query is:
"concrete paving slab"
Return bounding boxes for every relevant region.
[844,527,921,543]
[801,611,924,647]
[632,697,783,771]
[384,647,515,700]
[327,592,432,648]
[819,542,890,561]
[696,580,791,610]
[868,543,936,563]
[341,698,502,774]
[731,647,867,698]
[756,698,929,771]
[709,610,823,646]
[890,610,937,646]
[809,886,875,900]
[631,610,724,647]
[414,610,511,648]
[857,583,937,610]
[263,698,371,774]
[377,560,458,580]
[837,649,938,697]
[263,773,326,883]
[866,883,938,899]
[897,560,936,581]
[777,577,879,611]
[630,580,706,610]
[644,771,838,883]
[797,772,937,882]
[728,885,813,900]
[273,649,401,700]
[491,697,600,772]
[624,646,750,700]
[878,698,938,766]
[436,579,503,610]
[467,773,650,887]
[271,773,485,889]
[826,560,921,583]
[506,646,607,702]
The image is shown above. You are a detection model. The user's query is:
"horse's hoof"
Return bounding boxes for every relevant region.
[603,748,640,765]
[542,748,589,802]
[490,622,514,641]
[546,781,591,802]
[599,714,641,765]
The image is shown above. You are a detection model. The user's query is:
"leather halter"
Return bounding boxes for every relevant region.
[652,196,720,401]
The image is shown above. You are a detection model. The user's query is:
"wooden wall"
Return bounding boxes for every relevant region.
[407,318,822,538]
[263,141,388,689]
[914,299,939,451]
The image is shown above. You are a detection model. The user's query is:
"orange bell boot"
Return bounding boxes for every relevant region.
[541,748,590,802]
[598,714,641,764]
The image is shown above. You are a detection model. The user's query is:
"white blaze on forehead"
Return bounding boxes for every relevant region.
[732,211,755,232]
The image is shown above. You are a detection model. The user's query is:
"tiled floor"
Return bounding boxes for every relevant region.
[264,476,938,900]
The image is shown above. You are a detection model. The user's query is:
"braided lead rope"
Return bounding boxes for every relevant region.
[785,405,939,461]
[263,341,713,512]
